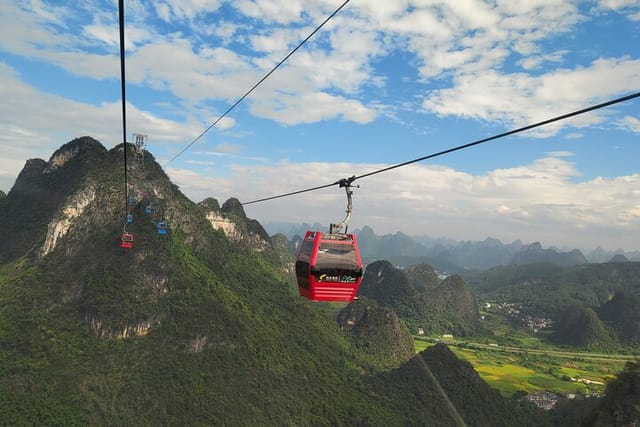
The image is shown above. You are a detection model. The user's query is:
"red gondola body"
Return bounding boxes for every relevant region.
[120,232,134,249]
[295,231,363,302]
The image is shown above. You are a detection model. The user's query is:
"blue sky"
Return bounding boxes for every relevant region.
[1,0,639,251]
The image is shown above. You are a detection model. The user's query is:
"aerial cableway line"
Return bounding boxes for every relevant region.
[241,91,640,206]
[118,0,135,249]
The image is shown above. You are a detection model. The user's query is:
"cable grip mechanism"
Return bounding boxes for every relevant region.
[330,175,358,234]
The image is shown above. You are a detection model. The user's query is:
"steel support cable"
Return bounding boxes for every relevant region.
[353,91,640,182]
[118,0,128,220]
[164,0,352,166]
[240,91,640,206]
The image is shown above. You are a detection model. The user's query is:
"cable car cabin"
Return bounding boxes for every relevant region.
[120,232,134,249]
[145,205,152,214]
[127,214,133,224]
[295,231,363,302]
[156,221,168,235]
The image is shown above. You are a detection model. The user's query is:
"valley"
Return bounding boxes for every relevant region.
[413,309,635,398]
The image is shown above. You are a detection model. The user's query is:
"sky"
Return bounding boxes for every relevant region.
[1,0,639,252]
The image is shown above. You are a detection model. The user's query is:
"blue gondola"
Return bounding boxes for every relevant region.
[156,221,168,235]
[127,214,133,223]
[145,205,152,214]
[128,196,135,206]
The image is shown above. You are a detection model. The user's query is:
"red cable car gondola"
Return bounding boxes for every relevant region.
[120,231,134,249]
[295,177,363,302]
[295,231,363,302]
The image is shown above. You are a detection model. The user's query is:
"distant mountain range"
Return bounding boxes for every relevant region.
[265,222,640,270]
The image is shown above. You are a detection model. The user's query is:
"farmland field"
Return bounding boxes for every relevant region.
[414,336,632,397]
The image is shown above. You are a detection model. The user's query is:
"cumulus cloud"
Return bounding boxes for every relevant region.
[598,0,640,11]
[4,0,637,131]
[422,58,640,133]
[153,0,223,22]
[518,50,568,70]
[616,115,640,133]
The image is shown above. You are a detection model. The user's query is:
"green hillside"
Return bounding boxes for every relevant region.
[358,261,483,336]
[552,305,616,349]
[470,262,640,348]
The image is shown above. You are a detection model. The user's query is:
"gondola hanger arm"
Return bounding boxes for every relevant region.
[330,176,358,235]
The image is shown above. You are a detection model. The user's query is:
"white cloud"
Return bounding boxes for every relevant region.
[616,115,640,133]
[250,91,376,125]
[545,151,574,157]
[213,143,243,154]
[422,58,640,133]
[153,0,223,22]
[378,0,580,79]
[518,50,567,70]
[597,0,640,10]
[234,0,307,25]
[564,132,583,139]
[6,0,631,132]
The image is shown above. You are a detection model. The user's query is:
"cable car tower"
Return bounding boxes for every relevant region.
[133,133,147,165]
[295,177,363,302]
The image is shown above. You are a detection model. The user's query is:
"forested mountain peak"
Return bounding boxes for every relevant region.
[406,263,440,292]
[512,242,588,267]
[198,196,273,253]
[336,298,415,370]
[359,262,482,336]
[46,136,106,171]
[610,253,630,263]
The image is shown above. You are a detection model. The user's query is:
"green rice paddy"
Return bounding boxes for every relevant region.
[413,312,635,397]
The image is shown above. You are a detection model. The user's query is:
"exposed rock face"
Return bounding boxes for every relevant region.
[206,210,241,239]
[199,197,272,252]
[40,186,96,257]
[0,137,108,264]
[85,315,157,339]
[45,136,106,172]
[187,335,208,353]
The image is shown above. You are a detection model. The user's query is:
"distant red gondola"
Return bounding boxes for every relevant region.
[295,231,363,302]
[120,231,134,249]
